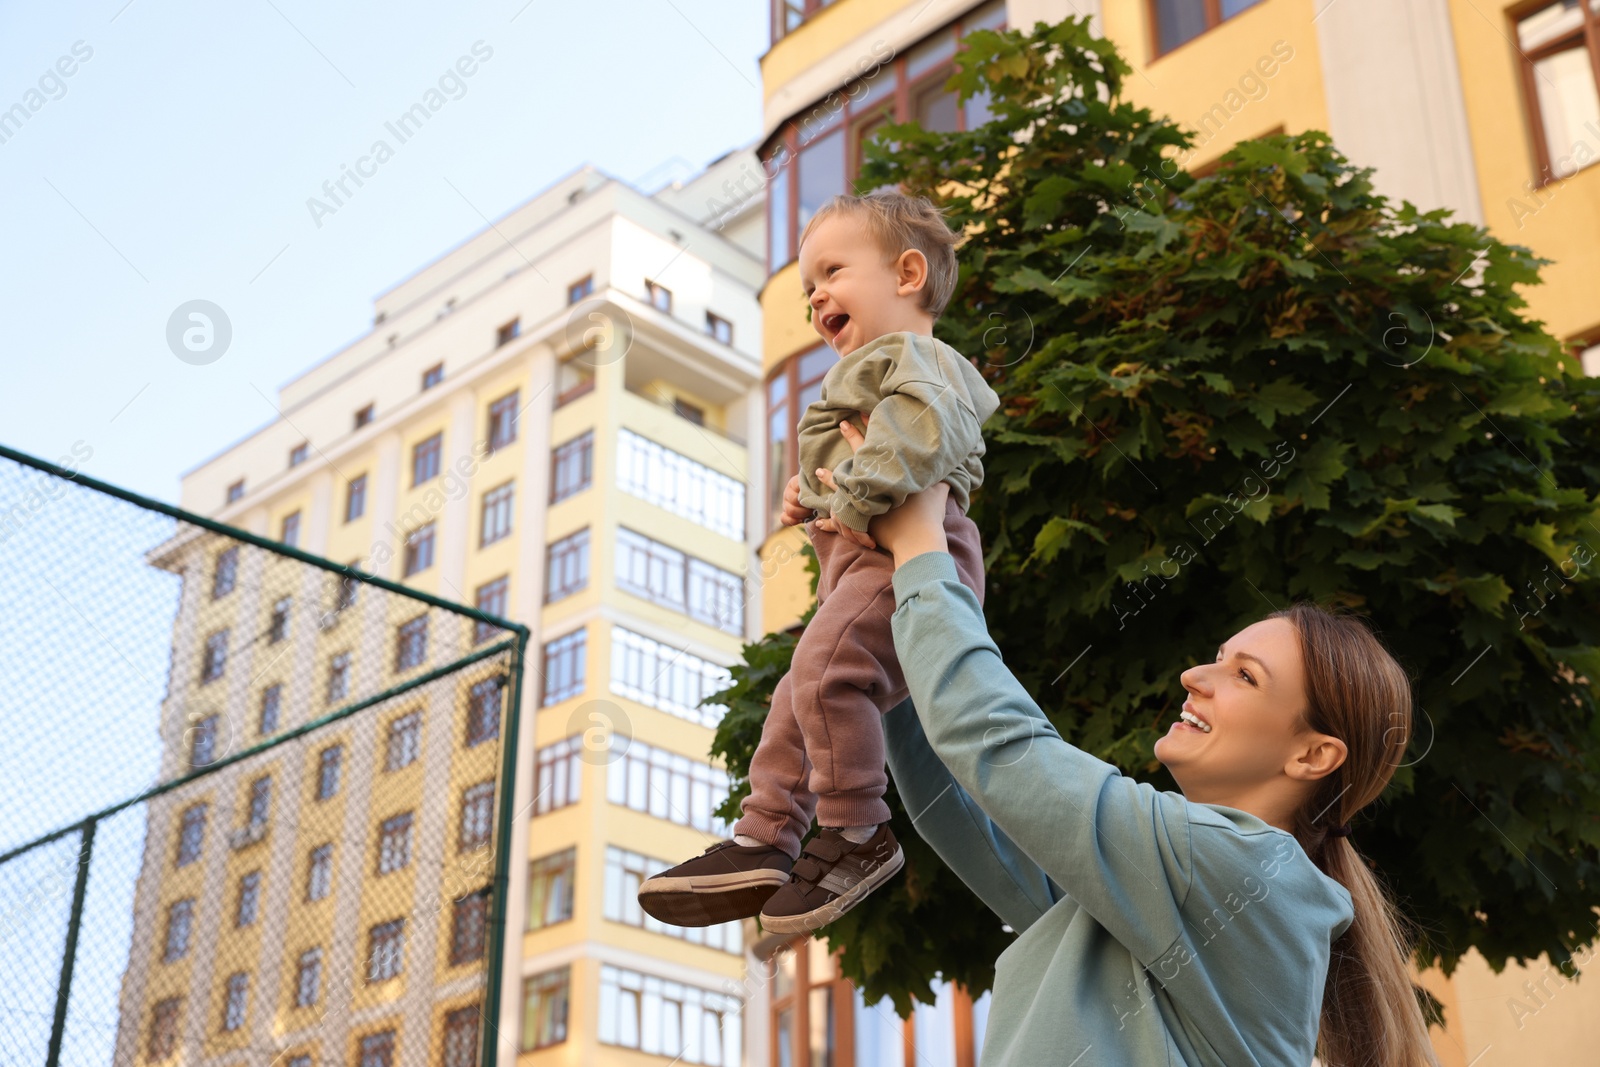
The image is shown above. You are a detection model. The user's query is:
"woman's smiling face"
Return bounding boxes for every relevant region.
[1155,618,1315,799]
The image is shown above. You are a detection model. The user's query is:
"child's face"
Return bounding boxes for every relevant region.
[797,213,925,359]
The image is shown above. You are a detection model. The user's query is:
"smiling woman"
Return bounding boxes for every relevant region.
[858,478,1441,1066]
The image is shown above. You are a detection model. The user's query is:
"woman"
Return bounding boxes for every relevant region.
[810,420,1439,1066]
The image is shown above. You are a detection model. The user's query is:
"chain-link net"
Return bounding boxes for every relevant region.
[0,443,526,1067]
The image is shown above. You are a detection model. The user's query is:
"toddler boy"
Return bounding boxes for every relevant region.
[638,190,998,933]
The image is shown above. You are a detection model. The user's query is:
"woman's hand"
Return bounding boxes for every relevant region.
[815,414,950,565]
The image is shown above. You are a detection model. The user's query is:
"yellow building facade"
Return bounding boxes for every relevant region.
[756,1,1600,1064]
[119,151,776,1066]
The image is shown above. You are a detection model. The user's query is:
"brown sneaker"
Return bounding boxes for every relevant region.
[758,823,903,934]
[637,839,794,927]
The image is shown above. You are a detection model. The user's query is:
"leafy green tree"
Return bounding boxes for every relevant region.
[708,15,1600,1017]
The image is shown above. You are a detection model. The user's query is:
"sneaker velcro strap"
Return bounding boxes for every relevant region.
[806,836,846,862]
[792,857,825,883]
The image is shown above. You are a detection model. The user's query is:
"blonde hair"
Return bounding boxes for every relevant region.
[1266,601,1441,1067]
[797,191,960,319]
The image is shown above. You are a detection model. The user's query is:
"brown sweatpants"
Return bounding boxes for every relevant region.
[733,494,986,860]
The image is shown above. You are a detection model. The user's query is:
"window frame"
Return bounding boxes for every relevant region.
[316,743,343,800]
[525,846,577,932]
[1146,0,1265,61]
[459,779,495,851]
[474,575,511,644]
[521,966,572,1051]
[487,391,520,453]
[1512,0,1600,186]
[412,432,443,486]
[305,843,334,902]
[496,318,522,347]
[403,522,436,576]
[450,888,492,965]
[422,363,445,390]
[465,677,502,746]
[236,870,262,926]
[550,430,595,503]
[479,480,516,546]
[545,527,591,603]
[567,274,594,305]
[394,614,429,672]
[345,474,368,522]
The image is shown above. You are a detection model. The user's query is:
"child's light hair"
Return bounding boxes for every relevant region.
[798,191,960,319]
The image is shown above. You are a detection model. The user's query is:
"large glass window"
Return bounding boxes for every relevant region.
[609,626,732,727]
[526,847,576,931]
[522,966,571,1051]
[762,1,1006,272]
[603,846,743,954]
[616,429,746,540]
[598,964,742,1065]
[606,738,732,834]
[1518,0,1600,179]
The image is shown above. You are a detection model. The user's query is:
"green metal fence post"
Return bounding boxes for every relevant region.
[480,633,529,1067]
[44,816,96,1067]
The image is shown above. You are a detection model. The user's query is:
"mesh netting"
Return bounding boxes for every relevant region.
[0,444,526,1067]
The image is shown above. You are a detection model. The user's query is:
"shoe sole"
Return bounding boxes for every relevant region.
[758,844,904,934]
[638,869,791,928]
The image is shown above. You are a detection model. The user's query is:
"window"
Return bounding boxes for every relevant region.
[190,714,218,767]
[175,803,207,867]
[268,597,291,644]
[412,432,443,485]
[610,626,732,727]
[521,966,571,1051]
[236,871,261,926]
[769,0,842,43]
[546,528,590,602]
[541,629,586,706]
[474,576,510,645]
[487,392,520,453]
[465,678,502,746]
[459,780,495,851]
[306,843,334,901]
[763,2,1006,270]
[450,889,491,964]
[604,846,743,954]
[479,481,515,545]
[616,429,745,540]
[377,812,413,874]
[533,737,585,816]
[395,615,428,671]
[555,354,595,406]
[527,847,577,931]
[259,685,282,734]
[162,898,194,961]
[200,629,229,684]
[1517,0,1600,180]
[607,738,732,834]
[316,744,342,800]
[567,275,593,304]
[550,431,594,503]
[225,479,244,504]
[286,1056,312,1067]
[367,919,405,981]
[673,397,706,426]
[346,474,368,521]
[354,403,376,428]
[423,364,444,390]
[333,569,360,616]
[1150,0,1264,56]
[386,712,422,770]
[221,972,249,1032]
[294,947,322,1007]
[326,651,351,703]
[358,1029,396,1067]
[598,964,742,1065]
[496,318,521,346]
[644,279,672,313]
[442,1007,480,1067]
[289,443,308,468]
[278,510,300,547]
[246,775,271,828]
[148,997,181,1060]
[403,523,436,576]
[614,529,744,635]
[705,311,733,345]
[212,546,238,598]
[766,344,835,529]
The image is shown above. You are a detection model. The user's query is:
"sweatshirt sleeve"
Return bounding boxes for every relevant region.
[826,380,982,533]
[883,697,1062,934]
[888,551,1195,966]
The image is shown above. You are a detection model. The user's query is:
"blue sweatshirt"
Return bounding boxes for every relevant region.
[883,551,1354,1067]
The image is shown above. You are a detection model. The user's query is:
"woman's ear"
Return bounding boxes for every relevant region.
[895,249,929,295]
[1286,733,1348,782]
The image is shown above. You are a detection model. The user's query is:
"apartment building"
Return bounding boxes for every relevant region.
[756,1,1600,1065]
[117,146,776,1067]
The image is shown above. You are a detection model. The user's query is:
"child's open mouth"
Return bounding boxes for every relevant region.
[822,312,850,337]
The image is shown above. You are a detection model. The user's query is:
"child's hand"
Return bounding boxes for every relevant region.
[780,474,815,526]
[814,414,877,549]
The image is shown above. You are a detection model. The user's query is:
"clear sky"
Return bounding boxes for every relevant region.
[0,0,767,504]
